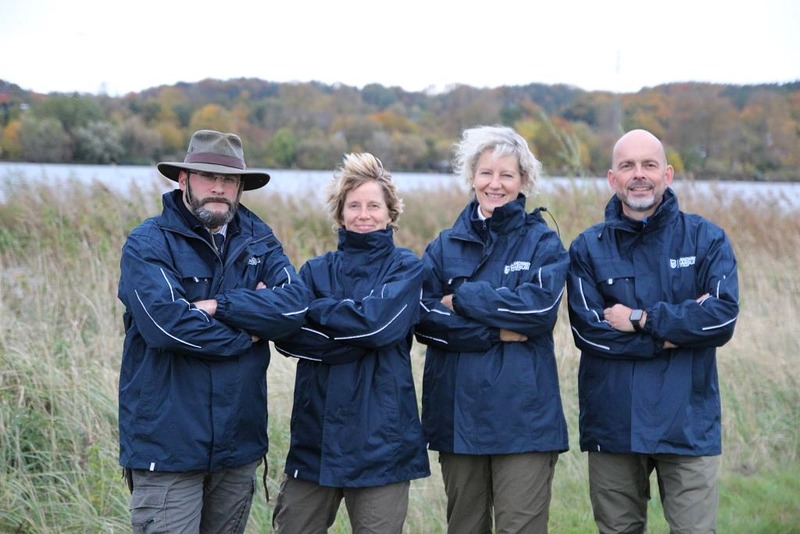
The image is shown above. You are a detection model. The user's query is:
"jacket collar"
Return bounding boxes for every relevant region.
[453,194,529,240]
[604,187,679,234]
[337,227,394,257]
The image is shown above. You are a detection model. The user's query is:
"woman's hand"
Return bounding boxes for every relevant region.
[499,329,527,342]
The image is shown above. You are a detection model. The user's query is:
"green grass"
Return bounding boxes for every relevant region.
[0,174,798,532]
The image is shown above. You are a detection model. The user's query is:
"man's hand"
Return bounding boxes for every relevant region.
[603,303,637,332]
[248,282,268,343]
[605,299,703,349]
[193,299,217,316]
[440,294,454,311]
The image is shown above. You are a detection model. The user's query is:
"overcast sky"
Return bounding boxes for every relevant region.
[2,0,798,96]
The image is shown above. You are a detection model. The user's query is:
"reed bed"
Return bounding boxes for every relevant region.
[0,174,797,533]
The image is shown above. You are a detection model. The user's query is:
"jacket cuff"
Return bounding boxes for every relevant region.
[451,287,463,316]
[214,295,230,319]
[490,328,501,344]
[643,307,665,357]
[642,306,656,335]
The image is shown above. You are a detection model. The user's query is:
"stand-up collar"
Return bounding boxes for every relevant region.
[337,227,394,257]
[604,187,679,233]
[469,194,528,233]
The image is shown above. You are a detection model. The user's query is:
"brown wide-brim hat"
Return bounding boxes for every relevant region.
[157,129,270,191]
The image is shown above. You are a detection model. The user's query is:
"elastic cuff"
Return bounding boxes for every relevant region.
[214,295,229,319]
[490,329,501,344]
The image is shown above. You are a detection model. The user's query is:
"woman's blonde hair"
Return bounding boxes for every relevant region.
[326,153,404,231]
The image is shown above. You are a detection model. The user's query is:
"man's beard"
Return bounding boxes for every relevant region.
[619,180,661,212]
[186,182,237,228]
[620,193,657,213]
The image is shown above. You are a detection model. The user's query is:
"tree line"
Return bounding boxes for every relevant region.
[1,77,798,180]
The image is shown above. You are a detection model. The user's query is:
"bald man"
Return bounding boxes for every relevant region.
[566,129,740,533]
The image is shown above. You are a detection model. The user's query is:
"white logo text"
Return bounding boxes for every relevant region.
[504,261,531,274]
[669,256,696,269]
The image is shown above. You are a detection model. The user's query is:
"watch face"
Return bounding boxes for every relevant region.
[630,309,643,321]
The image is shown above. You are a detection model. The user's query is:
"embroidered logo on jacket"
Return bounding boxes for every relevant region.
[248,256,261,266]
[504,261,531,274]
[670,256,696,268]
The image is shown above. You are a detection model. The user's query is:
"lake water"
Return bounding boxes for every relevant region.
[1,162,798,211]
[0,162,459,199]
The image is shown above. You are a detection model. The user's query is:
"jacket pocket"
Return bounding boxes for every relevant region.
[441,264,474,294]
[130,486,167,534]
[594,262,636,307]
[175,264,215,302]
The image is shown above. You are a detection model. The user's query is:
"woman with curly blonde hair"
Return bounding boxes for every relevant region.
[273,153,429,534]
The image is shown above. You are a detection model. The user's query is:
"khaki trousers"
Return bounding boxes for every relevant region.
[588,452,719,534]
[439,451,559,534]
[271,477,410,534]
[128,460,259,534]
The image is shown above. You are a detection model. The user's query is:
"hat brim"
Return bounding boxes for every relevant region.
[157,162,271,191]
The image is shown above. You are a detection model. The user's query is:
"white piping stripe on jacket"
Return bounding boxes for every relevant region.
[161,268,175,301]
[571,276,609,350]
[300,326,329,338]
[334,304,408,341]
[278,267,307,316]
[415,331,448,345]
[274,345,322,362]
[134,289,201,349]
[497,286,565,315]
[577,278,602,323]
[702,316,738,331]
[571,325,611,351]
[419,300,452,316]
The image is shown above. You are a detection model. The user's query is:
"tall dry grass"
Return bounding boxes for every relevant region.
[0,174,798,533]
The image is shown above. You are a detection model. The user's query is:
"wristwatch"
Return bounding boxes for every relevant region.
[629,309,644,332]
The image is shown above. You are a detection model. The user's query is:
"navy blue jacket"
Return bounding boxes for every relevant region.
[117,190,309,472]
[567,188,739,455]
[416,196,569,455]
[274,229,430,487]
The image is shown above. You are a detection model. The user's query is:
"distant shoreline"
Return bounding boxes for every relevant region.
[2,162,798,211]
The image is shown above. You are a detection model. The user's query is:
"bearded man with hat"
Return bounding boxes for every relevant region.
[117,129,310,532]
